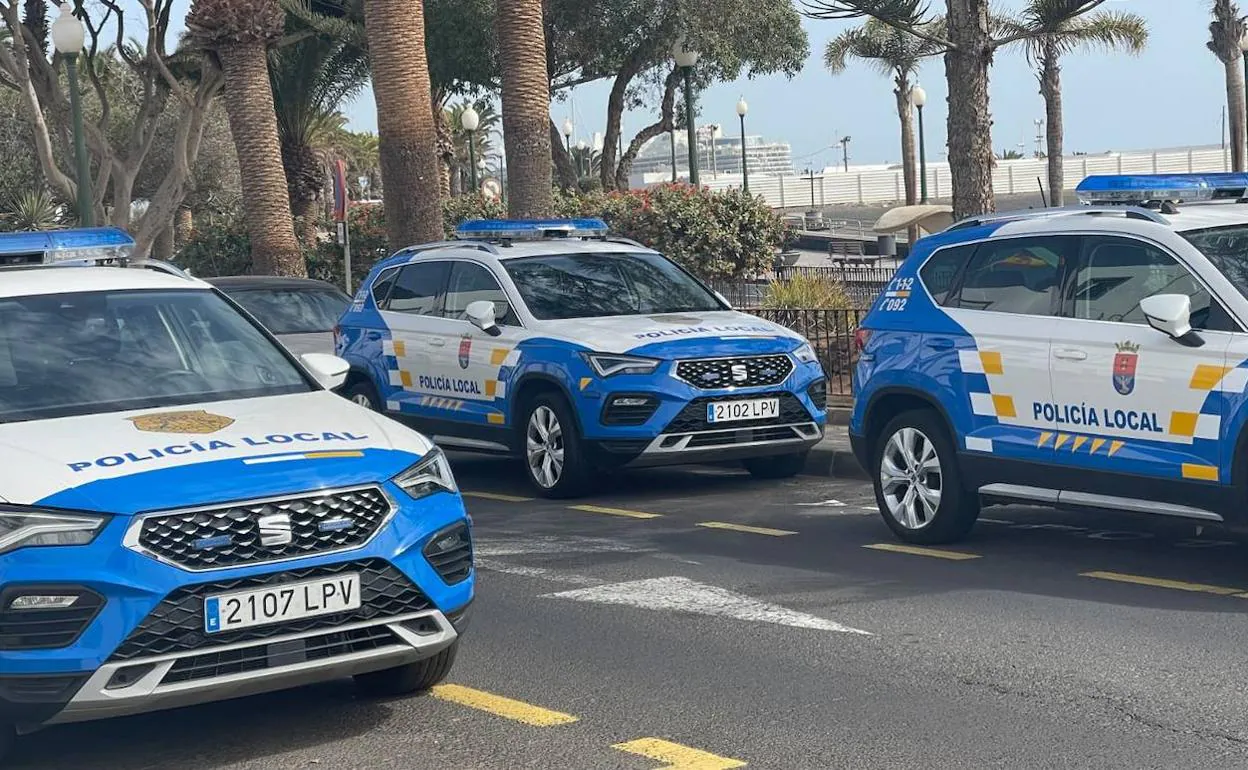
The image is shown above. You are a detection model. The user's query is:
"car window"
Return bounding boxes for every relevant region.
[228,287,351,334]
[444,262,519,326]
[503,251,722,320]
[0,289,312,423]
[385,261,448,315]
[1072,236,1220,330]
[371,267,400,308]
[920,244,975,304]
[951,236,1076,315]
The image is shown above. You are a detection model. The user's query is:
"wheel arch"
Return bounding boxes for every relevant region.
[510,372,584,435]
[861,386,959,464]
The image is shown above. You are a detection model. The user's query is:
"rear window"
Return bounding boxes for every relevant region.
[919,244,974,304]
[227,287,351,334]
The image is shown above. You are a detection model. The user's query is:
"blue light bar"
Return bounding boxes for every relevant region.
[1075,173,1248,205]
[0,226,135,267]
[454,218,610,241]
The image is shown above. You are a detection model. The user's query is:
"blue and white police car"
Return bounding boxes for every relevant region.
[334,218,828,498]
[852,172,1248,544]
[0,228,472,760]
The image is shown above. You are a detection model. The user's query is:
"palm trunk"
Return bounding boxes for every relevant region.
[497,0,553,218]
[944,0,995,219]
[1228,57,1247,172]
[895,72,918,243]
[1040,42,1064,207]
[363,0,443,248]
[218,41,305,276]
[434,98,454,198]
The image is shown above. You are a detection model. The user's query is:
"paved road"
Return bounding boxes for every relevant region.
[12,456,1248,769]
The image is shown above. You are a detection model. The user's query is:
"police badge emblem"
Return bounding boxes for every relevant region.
[127,410,235,434]
[1112,341,1140,396]
[458,335,472,369]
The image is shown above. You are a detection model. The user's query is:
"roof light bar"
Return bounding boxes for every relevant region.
[454,218,610,241]
[1075,173,1248,205]
[0,226,136,268]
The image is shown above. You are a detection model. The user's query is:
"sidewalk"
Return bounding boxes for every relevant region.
[803,421,867,480]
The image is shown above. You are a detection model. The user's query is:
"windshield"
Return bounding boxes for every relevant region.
[0,289,313,423]
[503,251,724,320]
[226,286,351,334]
[1180,225,1248,299]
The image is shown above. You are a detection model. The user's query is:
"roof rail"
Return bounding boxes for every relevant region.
[604,236,650,250]
[128,259,194,280]
[396,240,501,258]
[945,204,1170,232]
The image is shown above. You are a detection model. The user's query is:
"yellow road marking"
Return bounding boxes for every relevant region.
[697,521,797,537]
[864,543,981,561]
[1190,364,1232,390]
[430,684,579,727]
[1182,463,1219,481]
[569,504,662,519]
[1081,570,1245,597]
[463,491,534,503]
[303,450,365,459]
[613,738,747,769]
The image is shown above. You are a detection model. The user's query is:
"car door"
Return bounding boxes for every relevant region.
[376,260,450,416]
[417,259,527,431]
[1048,234,1235,485]
[938,235,1080,468]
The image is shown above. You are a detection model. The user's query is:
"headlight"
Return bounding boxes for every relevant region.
[579,352,661,377]
[393,447,458,499]
[0,507,108,556]
[793,342,819,364]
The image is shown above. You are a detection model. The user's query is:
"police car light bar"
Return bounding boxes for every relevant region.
[0,226,136,268]
[454,218,610,241]
[1075,173,1248,205]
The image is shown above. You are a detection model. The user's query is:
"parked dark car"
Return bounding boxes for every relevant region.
[207,276,352,356]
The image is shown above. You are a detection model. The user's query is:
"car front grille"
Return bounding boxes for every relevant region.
[663,392,813,434]
[0,587,105,651]
[675,355,794,390]
[131,486,393,571]
[108,559,431,661]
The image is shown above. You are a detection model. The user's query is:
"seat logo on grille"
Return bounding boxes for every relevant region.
[730,364,749,383]
[258,513,294,547]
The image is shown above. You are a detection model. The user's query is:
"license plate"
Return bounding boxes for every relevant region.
[706,397,780,423]
[203,573,361,634]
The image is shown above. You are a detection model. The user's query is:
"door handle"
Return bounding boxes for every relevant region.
[925,338,954,350]
[428,338,447,347]
[1053,348,1087,361]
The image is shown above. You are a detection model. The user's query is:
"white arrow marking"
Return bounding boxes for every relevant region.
[544,576,872,636]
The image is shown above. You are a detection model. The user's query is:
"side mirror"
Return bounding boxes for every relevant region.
[300,352,350,390]
[465,299,501,337]
[1139,293,1193,340]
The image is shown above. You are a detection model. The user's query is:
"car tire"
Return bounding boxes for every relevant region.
[519,392,592,499]
[354,640,459,697]
[743,451,807,479]
[871,409,980,545]
[344,380,382,411]
[0,722,13,763]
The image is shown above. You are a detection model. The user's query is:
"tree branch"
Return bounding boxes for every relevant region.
[799,0,957,50]
[615,67,681,190]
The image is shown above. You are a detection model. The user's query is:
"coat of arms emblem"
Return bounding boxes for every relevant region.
[1112,341,1140,396]
[458,336,472,369]
[127,410,235,434]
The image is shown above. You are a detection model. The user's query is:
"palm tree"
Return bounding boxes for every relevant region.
[187,0,306,276]
[1004,2,1147,206]
[270,24,371,239]
[362,0,443,249]
[824,19,943,214]
[495,0,552,218]
[1210,0,1246,172]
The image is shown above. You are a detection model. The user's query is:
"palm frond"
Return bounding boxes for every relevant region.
[1055,10,1148,56]
[823,16,945,79]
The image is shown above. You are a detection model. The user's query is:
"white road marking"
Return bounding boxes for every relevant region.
[475,535,651,558]
[476,559,604,586]
[978,517,1015,525]
[796,499,846,507]
[543,576,872,636]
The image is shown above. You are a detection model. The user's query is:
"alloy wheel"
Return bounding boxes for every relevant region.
[526,405,564,489]
[879,426,943,530]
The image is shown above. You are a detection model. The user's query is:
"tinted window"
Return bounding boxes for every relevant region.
[0,290,311,423]
[386,261,448,315]
[1072,236,1219,330]
[952,236,1075,315]
[444,262,518,326]
[1181,225,1248,306]
[504,252,722,320]
[920,244,974,304]
[228,287,351,334]
[371,268,399,307]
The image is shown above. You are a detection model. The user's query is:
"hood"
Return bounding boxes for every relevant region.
[0,391,433,514]
[534,310,805,357]
[276,331,337,357]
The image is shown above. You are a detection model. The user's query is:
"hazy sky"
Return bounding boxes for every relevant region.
[330,0,1216,171]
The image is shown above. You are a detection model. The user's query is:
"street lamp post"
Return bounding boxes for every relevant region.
[576,139,588,179]
[910,84,928,204]
[461,105,480,194]
[669,129,678,182]
[736,98,749,194]
[562,118,573,155]
[672,35,700,186]
[52,3,92,226]
[1239,32,1248,170]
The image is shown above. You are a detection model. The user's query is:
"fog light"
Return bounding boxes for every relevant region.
[8,595,79,610]
[612,397,651,407]
[429,531,466,554]
[106,664,157,690]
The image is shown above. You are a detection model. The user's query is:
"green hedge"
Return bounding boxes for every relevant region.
[174,185,789,288]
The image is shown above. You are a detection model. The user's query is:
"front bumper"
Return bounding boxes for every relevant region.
[0,484,473,729]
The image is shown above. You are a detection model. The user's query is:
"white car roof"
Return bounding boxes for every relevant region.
[400,237,659,264]
[0,266,213,299]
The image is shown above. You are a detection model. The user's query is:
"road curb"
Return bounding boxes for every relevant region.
[802,441,868,480]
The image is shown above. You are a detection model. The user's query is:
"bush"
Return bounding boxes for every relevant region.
[761,274,855,310]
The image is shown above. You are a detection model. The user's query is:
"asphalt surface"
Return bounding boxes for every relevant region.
[12,456,1248,769]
